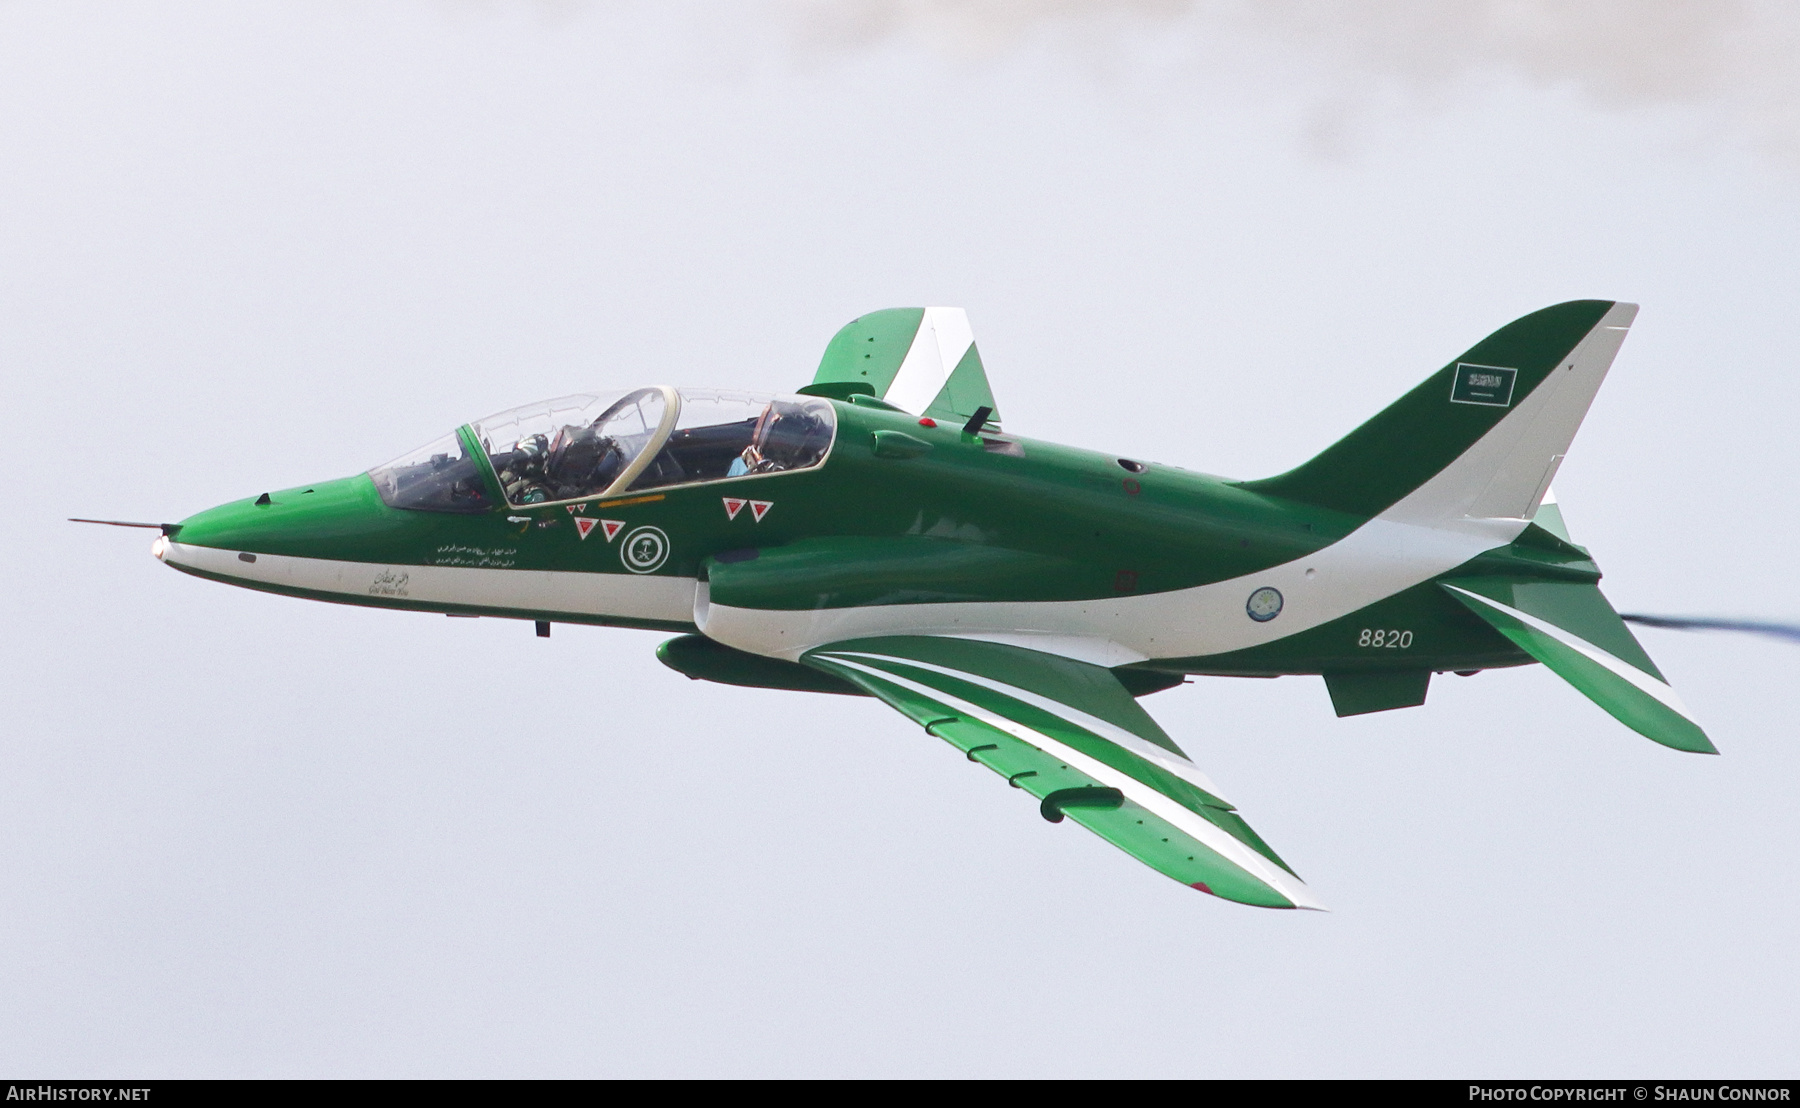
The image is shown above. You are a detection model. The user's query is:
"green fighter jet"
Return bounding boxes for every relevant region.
[92,300,1721,910]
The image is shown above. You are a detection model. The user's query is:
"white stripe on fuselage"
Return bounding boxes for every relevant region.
[701,515,1522,663]
[698,304,1636,663]
[158,541,696,624]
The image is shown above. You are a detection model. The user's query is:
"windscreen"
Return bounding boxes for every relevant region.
[368,431,494,514]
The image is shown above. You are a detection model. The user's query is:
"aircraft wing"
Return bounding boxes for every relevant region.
[800,636,1323,909]
[807,307,1001,427]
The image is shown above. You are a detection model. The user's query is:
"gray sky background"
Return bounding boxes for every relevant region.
[3,0,1798,1077]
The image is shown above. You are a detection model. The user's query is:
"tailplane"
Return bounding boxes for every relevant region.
[1443,574,1715,754]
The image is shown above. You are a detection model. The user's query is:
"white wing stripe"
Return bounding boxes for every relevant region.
[818,649,1234,805]
[821,655,1324,910]
[1442,585,1698,720]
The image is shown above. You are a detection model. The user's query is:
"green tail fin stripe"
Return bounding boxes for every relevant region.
[1442,584,1716,754]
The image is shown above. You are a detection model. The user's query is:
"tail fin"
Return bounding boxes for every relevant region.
[1443,577,1715,754]
[1242,300,1637,523]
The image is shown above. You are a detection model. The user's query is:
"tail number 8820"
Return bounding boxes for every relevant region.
[1358,629,1413,649]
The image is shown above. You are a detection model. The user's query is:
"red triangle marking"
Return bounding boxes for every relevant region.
[600,519,624,542]
[749,500,773,522]
[574,517,598,539]
[723,497,745,520]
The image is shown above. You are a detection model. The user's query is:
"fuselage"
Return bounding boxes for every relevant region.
[156,389,1544,678]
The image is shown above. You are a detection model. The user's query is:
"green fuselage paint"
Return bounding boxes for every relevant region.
[155,395,1556,680]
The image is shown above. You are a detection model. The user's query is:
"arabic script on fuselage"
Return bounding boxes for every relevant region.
[428,544,519,569]
[369,568,411,597]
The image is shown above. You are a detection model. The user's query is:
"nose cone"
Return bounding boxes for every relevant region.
[155,474,413,581]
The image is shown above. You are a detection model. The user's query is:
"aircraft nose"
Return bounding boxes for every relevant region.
[154,474,402,581]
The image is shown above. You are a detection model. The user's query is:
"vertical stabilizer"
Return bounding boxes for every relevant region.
[1243,301,1635,524]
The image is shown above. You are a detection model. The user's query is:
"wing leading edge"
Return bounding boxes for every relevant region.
[801,636,1323,910]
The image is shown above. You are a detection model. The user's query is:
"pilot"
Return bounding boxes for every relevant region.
[544,422,626,500]
[761,401,829,468]
[727,404,774,477]
[727,443,763,478]
[728,401,830,477]
[497,433,551,503]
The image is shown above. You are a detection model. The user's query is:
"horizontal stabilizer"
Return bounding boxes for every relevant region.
[1442,578,1714,754]
[802,635,1322,909]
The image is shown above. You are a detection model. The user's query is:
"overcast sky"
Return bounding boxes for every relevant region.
[4,1,1798,1077]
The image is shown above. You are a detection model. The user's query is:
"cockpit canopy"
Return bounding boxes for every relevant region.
[476,387,671,506]
[370,386,836,513]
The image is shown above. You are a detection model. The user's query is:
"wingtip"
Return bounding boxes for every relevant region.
[1648,719,1718,756]
[1686,727,1721,755]
[1192,880,1329,912]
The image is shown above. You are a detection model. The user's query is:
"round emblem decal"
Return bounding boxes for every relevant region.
[620,526,670,574]
[1246,586,1283,623]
